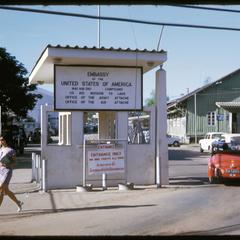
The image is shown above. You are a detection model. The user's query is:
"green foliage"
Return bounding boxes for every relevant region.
[0,48,42,124]
[144,89,170,107]
[145,90,155,107]
[24,116,36,122]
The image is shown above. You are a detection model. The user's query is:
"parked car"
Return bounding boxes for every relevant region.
[167,134,180,147]
[218,133,240,148]
[199,132,224,152]
[208,134,240,183]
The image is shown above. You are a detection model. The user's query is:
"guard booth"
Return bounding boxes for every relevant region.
[29,45,168,190]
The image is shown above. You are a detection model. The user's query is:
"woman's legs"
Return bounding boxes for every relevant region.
[0,170,23,211]
[0,188,4,206]
[1,184,21,207]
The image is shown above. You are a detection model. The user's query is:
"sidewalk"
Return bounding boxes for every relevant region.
[2,168,160,216]
[2,178,208,215]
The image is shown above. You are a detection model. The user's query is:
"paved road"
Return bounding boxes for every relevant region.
[1,144,240,236]
[169,144,210,185]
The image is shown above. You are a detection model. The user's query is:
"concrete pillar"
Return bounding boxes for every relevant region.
[155,66,169,186]
[116,112,128,140]
[99,111,116,139]
[116,111,128,183]
[71,112,83,145]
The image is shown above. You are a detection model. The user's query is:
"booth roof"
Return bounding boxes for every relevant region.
[44,44,167,53]
[29,44,167,84]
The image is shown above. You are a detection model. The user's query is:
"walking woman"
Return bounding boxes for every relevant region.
[0,135,23,212]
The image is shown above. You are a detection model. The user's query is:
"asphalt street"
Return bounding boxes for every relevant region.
[169,144,210,185]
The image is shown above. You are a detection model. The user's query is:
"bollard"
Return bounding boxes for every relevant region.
[102,173,107,190]
[35,154,41,183]
[42,159,47,192]
[31,152,36,182]
[35,154,39,183]
[38,155,42,184]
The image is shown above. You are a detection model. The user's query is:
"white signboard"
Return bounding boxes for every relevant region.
[54,65,143,110]
[87,146,125,175]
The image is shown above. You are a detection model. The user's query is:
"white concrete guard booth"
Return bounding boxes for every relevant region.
[29,45,168,190]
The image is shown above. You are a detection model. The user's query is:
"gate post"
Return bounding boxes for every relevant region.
[42,159,47,192]
[155,66,169,187]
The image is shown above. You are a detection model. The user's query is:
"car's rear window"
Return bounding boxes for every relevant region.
[212,134,222,139]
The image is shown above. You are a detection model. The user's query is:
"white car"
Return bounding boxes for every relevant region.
[199,132,224,152]
[218,133,240,148]
[167,134,181,147]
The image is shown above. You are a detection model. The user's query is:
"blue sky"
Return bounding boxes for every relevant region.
[1,5,240,102]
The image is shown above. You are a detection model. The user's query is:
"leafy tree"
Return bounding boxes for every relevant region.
[144,90,170,107]
[145,90,156,107]
[0,47,42,126]
[24,116,36,122]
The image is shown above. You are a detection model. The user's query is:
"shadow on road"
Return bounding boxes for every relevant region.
[0,204,157,218]
[180,223,240,235]
[223,179,240,186]
[169,176,209,185]
[169,148,210,161]
[170,177,240,187]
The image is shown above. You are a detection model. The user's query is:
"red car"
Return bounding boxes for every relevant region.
[208,135,240,183]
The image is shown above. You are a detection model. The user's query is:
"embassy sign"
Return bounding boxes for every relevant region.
[54,65,143,111]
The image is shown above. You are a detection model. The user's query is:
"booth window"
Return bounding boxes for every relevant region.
[47,111,59,145]
[128,111,150,144]
[47,111,72,145]
[83,112,99,141]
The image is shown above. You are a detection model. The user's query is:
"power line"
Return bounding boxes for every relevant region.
[157,25,164,51]
[1,6,240,32]
[168,4,240,13]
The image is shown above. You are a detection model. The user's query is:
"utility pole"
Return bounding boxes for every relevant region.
[98,5,101,48]
[215,81,222,132]
[194,93,197,144]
